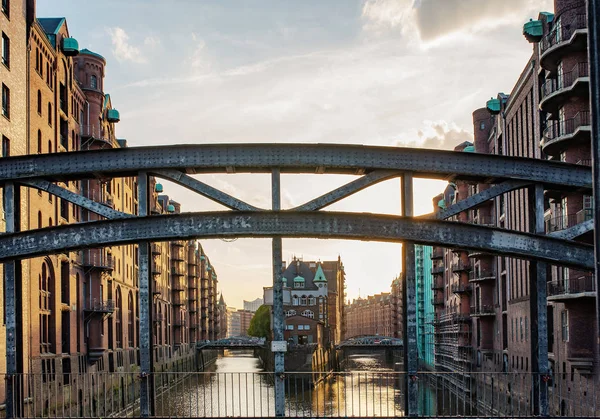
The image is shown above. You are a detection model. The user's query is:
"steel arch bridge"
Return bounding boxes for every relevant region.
[0,143,595,417]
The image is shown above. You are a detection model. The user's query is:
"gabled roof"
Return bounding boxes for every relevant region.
[37,17,65,35]
[313,264,327,283]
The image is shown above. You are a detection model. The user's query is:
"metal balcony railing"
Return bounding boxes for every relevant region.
[473,216,495,227]
[431,265,445,275]
[545,209,592,233]
[80,125,118,147]
[81,249,114,270]
[84,188,115,208]
[547,274,596,297]
[541,62,589,99]
[432,280,444,290]
[468,270,495,282]
[470,305,495,316]
[452,260,471,273]
[85,299,115,313]
[431,248,444,259]
[541,14,587,53]
[432,297,445,306]
[543,111,590,143]
[451,284,472,294]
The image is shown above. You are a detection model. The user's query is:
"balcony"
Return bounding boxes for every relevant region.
[452,261,471,273]
[431,265,445,275]
[432,279,444,290]
[171,267,185,277]
[432,297,445,306]
[469,270,495,283]
[79,125,119,148]
[472,216,495,227]
[431,248,444,260]
[151,243,162,255]
[470,305,495,317]
[84,299,115,314]
[545,209,592,235]
[173,296,185,306]
[84,189,115,208]
[540,62,589,115]
[81,249,114,271]
[547,274,596,302]
[172,281,186,292]
[452,284,472,294]
[151,263,162,275]
[540,14,588,73]
[172,250,185,261]
[542,111,591,156]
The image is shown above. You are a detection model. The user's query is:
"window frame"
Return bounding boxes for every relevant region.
[1,32,9,68]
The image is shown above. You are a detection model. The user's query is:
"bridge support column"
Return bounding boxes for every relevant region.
[589,0,600,341]
[4,182,23,418]
[402,173,418,416]
[138,172,155,417]
[271,169,286,417]
[529,184,549,416]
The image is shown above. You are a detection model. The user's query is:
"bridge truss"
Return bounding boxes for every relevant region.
[0,143,594,418]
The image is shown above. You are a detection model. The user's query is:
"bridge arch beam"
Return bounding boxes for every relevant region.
[0,211,592,269]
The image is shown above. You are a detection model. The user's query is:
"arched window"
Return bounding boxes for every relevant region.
[71,130,75,151]
[128,292,134,347]
[37,90,41,114]
[115,287,123,348]
[286,310,296,317]
[90,75,97,89]
[302,310,314,319]
[292,295,299,306]
[47,102,52,126]
[37,130,42,153]
[37,211,42,228]
[48,217,52,227]
[47,139,52,154]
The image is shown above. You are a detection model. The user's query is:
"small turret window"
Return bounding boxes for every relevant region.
[90,75,97,89]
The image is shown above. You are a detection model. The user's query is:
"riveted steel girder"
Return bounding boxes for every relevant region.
[549,219,594,240]
[0,211,592,269]
[155,170,260,211]
[21,179,132,219]
[292,170,401,211]
[434,180,531,220]
[0,144,590,189]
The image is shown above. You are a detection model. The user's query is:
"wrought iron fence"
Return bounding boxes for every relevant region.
[4,371,600,418]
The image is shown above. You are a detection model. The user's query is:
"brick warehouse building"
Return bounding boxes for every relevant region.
[430,0,595,415]
[0,1,225,414]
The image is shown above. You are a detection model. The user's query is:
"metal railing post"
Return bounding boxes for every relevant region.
[271,168,286,417]
[138,172,155,417]
[402,173,418,416]
[4,182,22,418]
[529,184,549,416]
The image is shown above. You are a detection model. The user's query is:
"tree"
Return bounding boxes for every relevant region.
[248,305,271,340]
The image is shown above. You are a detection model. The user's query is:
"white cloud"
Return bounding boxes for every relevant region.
[395,120,473,150]
[144,36,160,48]
[188,39,210,72]
[362,0,554,41]
[106,27,146,63]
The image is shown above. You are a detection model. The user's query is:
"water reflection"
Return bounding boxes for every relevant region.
[153,351,441,417]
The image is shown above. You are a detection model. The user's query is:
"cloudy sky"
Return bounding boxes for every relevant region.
[38,0,552,309]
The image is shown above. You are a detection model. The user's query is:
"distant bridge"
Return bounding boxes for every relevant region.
[197,338,267,350]
[337,335,403,349]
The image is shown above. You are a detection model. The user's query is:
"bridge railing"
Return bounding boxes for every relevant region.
[4,371,599,418]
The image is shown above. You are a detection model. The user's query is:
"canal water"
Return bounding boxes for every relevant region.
[151,350,446,417]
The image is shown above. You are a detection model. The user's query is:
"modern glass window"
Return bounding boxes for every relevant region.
[1,33,9,68]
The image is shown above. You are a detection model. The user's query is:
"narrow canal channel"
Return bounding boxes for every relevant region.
[150,350,438,417]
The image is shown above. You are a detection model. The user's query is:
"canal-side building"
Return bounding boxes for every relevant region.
[0,2,225,413]
[416,245,435,370]
[345,292,394,338]
[430,0,595,414]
